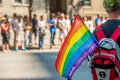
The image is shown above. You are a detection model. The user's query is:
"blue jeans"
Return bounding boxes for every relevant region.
[24,31,32,47]
[39,35,44,49]
[50,31,56,45]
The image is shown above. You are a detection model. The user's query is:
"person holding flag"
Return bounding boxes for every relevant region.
[55,5,99,80]
[91,0,120,80]
[93,0,120,46]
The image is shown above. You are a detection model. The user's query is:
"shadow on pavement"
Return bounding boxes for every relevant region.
[0,51,92,80]
[27,52,92,80]
[27,52,66,80]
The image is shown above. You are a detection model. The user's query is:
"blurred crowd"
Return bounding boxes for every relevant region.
[0,12,108,52]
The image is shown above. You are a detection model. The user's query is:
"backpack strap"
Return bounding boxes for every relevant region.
[96,24,106,42]
[111,24,120,41]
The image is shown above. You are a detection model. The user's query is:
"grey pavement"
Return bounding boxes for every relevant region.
[0,51,92,80]
[0,29,93,80]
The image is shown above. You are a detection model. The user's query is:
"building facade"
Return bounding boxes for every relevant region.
[69,0,108,21]
[0,0,107,23]
[0,0,48,19]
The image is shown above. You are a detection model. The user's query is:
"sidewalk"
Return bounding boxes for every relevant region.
[0,44,61,54]
[0,29,61,53]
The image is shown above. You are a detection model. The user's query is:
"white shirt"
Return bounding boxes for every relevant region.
[65,19,71,32]
[88,20,94,32]
[58,19,68,37]
[37,20,46,32]
[11,18,19,31]
[58,19,66,28]
[18,22,24,31]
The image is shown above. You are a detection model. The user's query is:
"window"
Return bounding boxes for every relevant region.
[13,0,29,6]
[24,0,29,4]
[81,0,91,6]
[0,0,2,4]
[15,0,22,3]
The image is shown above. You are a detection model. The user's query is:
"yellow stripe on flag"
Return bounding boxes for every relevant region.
[60,25,87,75]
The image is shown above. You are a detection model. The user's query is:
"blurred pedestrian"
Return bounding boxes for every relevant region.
[24,23,32,48]
[95,14,102,27]
[11,13,19,51]
[4,14,11,48]
[23,15,32,47]
[37,15,46,49]
[32,14,38,46]
[83,16,90,29]
[58,13,67,45]
[65,14,71,33]
[0,18,10,52]
[48,13,57,49]
[88,17,94,32]
[17,15,27,50]
[71,13,77,24]
[101,17,107,23]
[4,14,9,23]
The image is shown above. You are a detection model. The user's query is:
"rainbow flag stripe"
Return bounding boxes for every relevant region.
[55,15,98,80]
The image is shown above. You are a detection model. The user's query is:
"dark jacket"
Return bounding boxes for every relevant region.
[93,19,120,46]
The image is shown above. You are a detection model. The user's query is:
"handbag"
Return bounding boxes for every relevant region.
[39,30,46,36]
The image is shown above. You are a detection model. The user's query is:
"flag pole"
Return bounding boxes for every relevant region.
[71,4,97,79]
[71,4,83,22]
[71,4,79,15]
[71,4,90,30]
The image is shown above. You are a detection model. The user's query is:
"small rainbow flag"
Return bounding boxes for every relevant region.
[55,15,98,80]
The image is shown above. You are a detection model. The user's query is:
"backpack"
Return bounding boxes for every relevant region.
[91,24,120,80]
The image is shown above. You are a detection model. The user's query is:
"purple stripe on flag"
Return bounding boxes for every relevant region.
[68,43,97,79]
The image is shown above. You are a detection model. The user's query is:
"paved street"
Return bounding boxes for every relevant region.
[0,28,92,80]
[0,50,92,80]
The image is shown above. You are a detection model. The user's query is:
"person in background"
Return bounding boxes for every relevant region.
[95,14,102,27]
[32,14,38,46]
[37,15,46,50]
[23,15,29,26]
[11,13,19,51]
[23,15,32,47]
[71,13,77,24]
[17,15,26,51]
[83,16,90,29]
[4,14,9,23]
[57,11,61,17]
[0,18,10,52]
[101,17,107,23]
[65,14,71,33]
[48,13,57,49]
[4,14,11,48]
[58,13,67,45]
[88,17,94,32]
[24,23,32,48]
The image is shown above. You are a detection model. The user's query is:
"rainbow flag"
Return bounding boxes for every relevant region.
[55,15,98,80]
